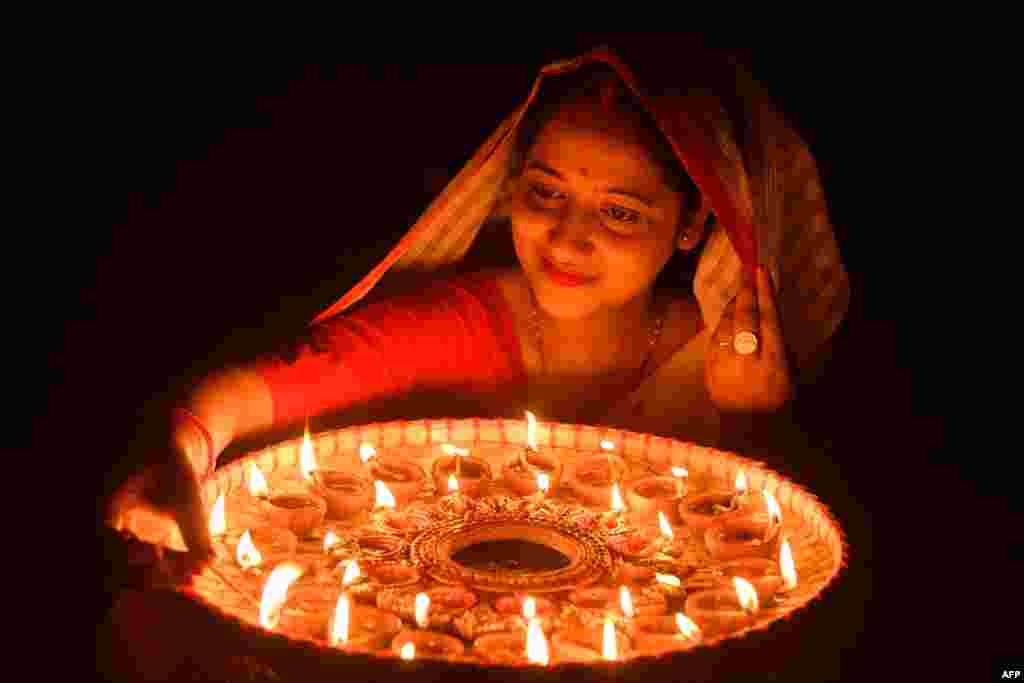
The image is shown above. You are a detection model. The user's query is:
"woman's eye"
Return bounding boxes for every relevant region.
[528,183,564,202]
[603,205,641,225]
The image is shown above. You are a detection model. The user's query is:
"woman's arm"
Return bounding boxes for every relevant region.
[180,271,522,469]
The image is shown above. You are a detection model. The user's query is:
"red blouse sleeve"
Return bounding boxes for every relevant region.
[258,272,525,427]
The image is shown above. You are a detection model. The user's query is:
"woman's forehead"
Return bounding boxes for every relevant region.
[527,112,672,192]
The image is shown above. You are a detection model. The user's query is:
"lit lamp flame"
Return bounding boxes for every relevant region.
[764,489,782,520]
[657,510,675,540]
[525,411,538,451]
[259,563,303,629]
[341,559,361,586]
[447,473,460,493]
[414,592,430,629]
[619,585,635,618]
[656,573,682,588]
[733,576,759,616]
[323,530,341,553]
[670,466,688,497]
[735,469,748,496]
[602,619,617,660]
[780,537,798,590]
[248,463,270,499]
[599,439,615,451]
[442,443,468,476]
[359,443,376,465]
[522,596,536,620]
[675,613,701,641]
[299,428,318,481]
[537,473,550,496]
[610,481,626,513]
[400,642,416,660]
[373,480,396,510]
[526,617,549,666]
[236,529,263,569]
[330,592,350,646]
[209,492,226,537]
[441,443,469,457]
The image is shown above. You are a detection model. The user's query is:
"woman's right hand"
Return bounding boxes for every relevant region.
[105,443,215,583]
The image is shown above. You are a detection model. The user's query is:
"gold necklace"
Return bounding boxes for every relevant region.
[527,288,664,390]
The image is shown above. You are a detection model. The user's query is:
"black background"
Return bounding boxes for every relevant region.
[63,34,1007,679]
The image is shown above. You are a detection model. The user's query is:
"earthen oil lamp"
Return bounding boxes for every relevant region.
[473,596,553,666]
[237,527,298,575]
[684,576,760,636]
[390,593,466,660]
[210,485,298,574]
[431,443,492,498]
[436,473,472,517]
[569,440,629,507]
[280,560,364,640]
[300,429,373,521]
[704,490,784,561]
[247,462,326,538]
[347,561,422,605]
[651,573,687,605]
[707,536,799,605]
[552,617,629,663]
[502,411,564,496]
[360,443,427,508]
[490,594,558,633]
[349,528,406,564]
[327,591,404,651]
[608,526,661,582]
[627,612,703,656]
[625,468,687,523]
[678,469,760,532]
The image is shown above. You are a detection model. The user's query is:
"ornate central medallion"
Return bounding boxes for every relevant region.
[409,509,616,593]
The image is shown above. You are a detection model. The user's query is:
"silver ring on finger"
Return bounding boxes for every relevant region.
[733,330,759,355]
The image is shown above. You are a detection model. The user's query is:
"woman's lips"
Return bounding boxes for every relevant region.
[542,258,594,288]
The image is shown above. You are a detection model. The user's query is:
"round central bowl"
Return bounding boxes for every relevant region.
[409,511,615,593]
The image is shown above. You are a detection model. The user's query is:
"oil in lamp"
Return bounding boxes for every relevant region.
[684,576,760,635]
[569,440,628,507]
[653,511,687,557]
[437,473,468,516]
[678,469,759,532]
[324,564,403,651]
[503,411,564,496]
[361,443,427,507]
[472,596,552,666]
[248,462,326,538]
[551,617,623,663]
[625,472,686,522]
[704,490,784,561]
[432,443,492,498]
[304,427,373,520]
[347,561,421,605]
[390,592,466,659]
[627,612,703,655]
[652,573,686,604]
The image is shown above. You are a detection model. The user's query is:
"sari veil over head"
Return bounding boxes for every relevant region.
[312,45,850,442]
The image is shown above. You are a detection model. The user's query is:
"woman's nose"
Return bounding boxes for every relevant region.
[548,204,595,254]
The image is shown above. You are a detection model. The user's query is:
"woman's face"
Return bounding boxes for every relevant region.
[507,101,691,321]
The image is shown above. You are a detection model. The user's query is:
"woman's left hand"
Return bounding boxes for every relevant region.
[705,265,793,414]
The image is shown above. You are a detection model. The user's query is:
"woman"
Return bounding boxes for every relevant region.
[106,44,848,577]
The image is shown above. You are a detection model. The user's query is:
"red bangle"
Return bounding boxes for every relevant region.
[173,407,216,479]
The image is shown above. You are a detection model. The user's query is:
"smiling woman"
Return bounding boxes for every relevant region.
[105,44,850,575]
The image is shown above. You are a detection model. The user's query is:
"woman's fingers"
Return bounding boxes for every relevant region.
[756,265,785,363]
